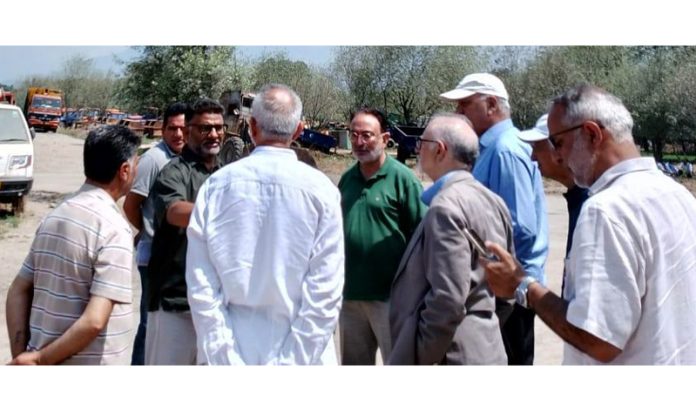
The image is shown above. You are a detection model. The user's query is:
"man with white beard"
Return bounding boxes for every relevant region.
[338,108,427,365]
[484,84,696,364]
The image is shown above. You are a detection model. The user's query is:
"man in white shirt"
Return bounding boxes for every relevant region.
[186,83,344,365]
[484,84,696,364]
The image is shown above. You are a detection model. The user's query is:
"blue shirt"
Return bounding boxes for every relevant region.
[472,119,549,284]
[420,170,457,206]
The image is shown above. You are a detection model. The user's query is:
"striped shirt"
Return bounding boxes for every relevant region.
[19,184,136,365]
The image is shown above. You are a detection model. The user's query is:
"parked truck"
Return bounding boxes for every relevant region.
[391,125,425,163]
[24,87,64,132]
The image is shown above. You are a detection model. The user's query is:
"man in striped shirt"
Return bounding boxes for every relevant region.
[5,125,141,365]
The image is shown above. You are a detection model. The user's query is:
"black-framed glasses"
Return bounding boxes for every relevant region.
[548,121,604,149]
[416,137,439,150]
[189,123,225,135]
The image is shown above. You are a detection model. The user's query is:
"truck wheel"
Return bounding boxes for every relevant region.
[11,196,26,216]
[219,136,245,165]
[387,139,395,149]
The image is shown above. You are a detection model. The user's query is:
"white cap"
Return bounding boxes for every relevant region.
[439,72,509,101]
[518,114,549,142]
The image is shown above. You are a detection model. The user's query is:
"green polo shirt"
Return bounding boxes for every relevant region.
[339,155,427,301]
[147,146,220,312]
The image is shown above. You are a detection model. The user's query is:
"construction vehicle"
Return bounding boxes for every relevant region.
[218,90,254,164]
[102,108,127,125]
[23,87,64,132]
[217,90,337,163]
[391,125,425,163]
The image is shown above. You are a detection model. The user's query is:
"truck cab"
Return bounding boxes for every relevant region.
[0,104,34,214]
[24,87,63,132]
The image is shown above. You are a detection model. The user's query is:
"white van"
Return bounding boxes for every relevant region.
[0,103,34,214]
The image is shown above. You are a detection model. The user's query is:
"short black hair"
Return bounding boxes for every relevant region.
[83,125,141,184]
[186,98,224,122]
[350,107,388,132]
[163,102,189,128]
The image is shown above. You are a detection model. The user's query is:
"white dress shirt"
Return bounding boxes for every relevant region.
[563,157,696,364]
[186,146,344,365]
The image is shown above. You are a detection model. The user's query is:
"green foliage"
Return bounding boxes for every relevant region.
[15,55,117,111]
[115,46,244,112]
[503,46,634,129]
[331,46,483,125]
[10,45,696,162]
[251,53,344,128]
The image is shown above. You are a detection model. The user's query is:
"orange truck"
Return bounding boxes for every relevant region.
[23,87,64,132]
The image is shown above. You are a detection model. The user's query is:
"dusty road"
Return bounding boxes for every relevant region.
[0,132,567,365]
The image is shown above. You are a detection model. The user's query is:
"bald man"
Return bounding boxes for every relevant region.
[388,113,513,365]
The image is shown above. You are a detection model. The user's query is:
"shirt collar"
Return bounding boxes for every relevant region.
[589,157,657,196]
[351,155,394,182]
[181,145,220,170]
[250,145,298,160]
[158,140,177,157]
[78,183,118,208]
[479,119,514,149]
[420,169,473,205]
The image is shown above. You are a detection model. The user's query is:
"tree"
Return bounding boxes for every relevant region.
[502,46,634,130]
[116,46,244,112]
[55,55,118,109]
[251,53,344,128]
[332,46,483,125]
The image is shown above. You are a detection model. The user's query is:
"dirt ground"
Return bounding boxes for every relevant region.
[0,132,588,365]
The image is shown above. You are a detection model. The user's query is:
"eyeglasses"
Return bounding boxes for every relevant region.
[548,121,604,149]
[188,123,225,135]
[416,137,439,150]
[349,130,379,142]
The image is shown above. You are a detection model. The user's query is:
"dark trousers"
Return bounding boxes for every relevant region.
[501,304,535,365]
[131,265,149,365]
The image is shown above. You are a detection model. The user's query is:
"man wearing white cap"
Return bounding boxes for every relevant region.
[518,114,589,261]
[441,73,548,365]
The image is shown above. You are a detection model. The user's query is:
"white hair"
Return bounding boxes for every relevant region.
[497,96,511,116]
[251,83,303,143]
[552,84,634,144]
[425,112,479,168]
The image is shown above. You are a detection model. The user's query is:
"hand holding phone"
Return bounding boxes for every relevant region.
[463,227,499,261]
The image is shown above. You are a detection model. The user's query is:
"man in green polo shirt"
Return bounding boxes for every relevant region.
[338,108,427,365]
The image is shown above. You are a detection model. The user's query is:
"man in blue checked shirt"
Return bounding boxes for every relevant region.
[440,73,549,365]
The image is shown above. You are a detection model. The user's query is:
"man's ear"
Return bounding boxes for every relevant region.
[381,130,391,145]
[249,117,260,144]
[586,121,605,148]
[291,121,304,141]
[485,96,498,114]
[119,160,131,182]
[436,140,448,160]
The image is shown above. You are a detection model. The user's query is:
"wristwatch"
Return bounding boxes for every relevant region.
[514,276,538,309]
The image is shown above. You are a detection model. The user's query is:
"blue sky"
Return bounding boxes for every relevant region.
[0,46,336,86]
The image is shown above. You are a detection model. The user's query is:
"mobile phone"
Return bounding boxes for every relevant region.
[463,227,498,261]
